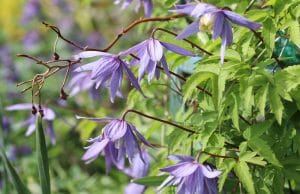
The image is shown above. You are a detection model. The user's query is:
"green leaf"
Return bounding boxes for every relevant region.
[218,159,236,191]
[234,161,255,194]
[255,83,269,116]
[0,148,30,194]
[248,138,282,167]
[289,20,300,48]
[240,151,267,166]
[164,0,178,7]
[262,18,276,57]
[231,94,240,131]
[269,86,284,125]
[132,175,168,186]
[243,120,274,140]
[36,116,51,194]
[183,72,214,102]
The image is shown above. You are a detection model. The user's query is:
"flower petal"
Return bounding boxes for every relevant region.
[176,19,200,40]
[160,41,196,56]
[147,38,163,62]
[224,10,261,30]
[160,162,199,177]
[82,138,109,161]
[119,40,147,56]
[6,103,32,111]
[168,155,195,162]
[110,66,123,102]
[123,62,146,97]
[212,12,225,40]
[143,0,153,18]
[75,51,112,59]
[191,3,218,18]
[200,165,222,178]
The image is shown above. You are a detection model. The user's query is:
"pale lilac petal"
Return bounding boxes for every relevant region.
[45,121,56,145]
[170,4,197,14]
[200,165,222,178]
[110,66,122,102]
[130,125,154,148]
[121,0,134,10]
[147,39,163,62]
[119,40,147,56]
[74,60,100,72]
[43,108,55,120]
[224,10,261,30]
[176,19,200,40]
[220,20,232,64]
[123,62,146,97]
[146,60,156,82]
[75,51,112,59]
[168,155,195,162]
[160,41,196,56]
[105,120,127,141]
[143,0,153,18]
[157,176,176,192]
[125,183,145,194]
[6,103,32,111]
[91,57,117,79]
[160,55,171,78]
[25,123,36,136]
[82,138,109,161]
[138,48,150,80]
[160,162,199,177]
[191,3,218,18]
[212,12,225,40]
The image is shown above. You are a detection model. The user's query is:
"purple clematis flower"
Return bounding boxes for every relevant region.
[124,150,150,194]
[6,104,56,144]
[172,3,261,63]
[115,0,153,18]
[158,155,221,194]
[120,38,196,81]
[73,51,144,102]
[76,116,154,173]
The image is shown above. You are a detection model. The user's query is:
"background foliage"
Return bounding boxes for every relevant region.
[0,0,300,193]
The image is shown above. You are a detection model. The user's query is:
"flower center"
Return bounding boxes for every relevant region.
[199,13,215,32]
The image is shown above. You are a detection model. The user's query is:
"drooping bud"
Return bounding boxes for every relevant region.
[60,89,69,100]
[199,13,215,32]
[32,105,37,115]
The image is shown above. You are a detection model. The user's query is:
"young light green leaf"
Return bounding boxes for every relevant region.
[0,148,30,194]
[132,175,168,186]
[255,83,269,116]
[240,151,267,166]
[243,120,274,140]
[231,93,240,131]
[269,86,284,125]
[234,161,255,194]
[182,72,214,102]
[248,138,282,167]
[218,159,236,191]
[36,115,51,194]
[262,18,276,58]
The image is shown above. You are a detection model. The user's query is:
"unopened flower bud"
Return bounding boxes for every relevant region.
[199,13,215,32]
[32,105,37,115]
[60,89,69,100]
[53,52,60,60]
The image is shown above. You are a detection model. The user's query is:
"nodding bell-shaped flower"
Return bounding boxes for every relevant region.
[120,37,196,82]
[6,104,56,144]
[172,3,261,64]
[158,155,221,194]
[76,116,154,173]
[73,51,145,103]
